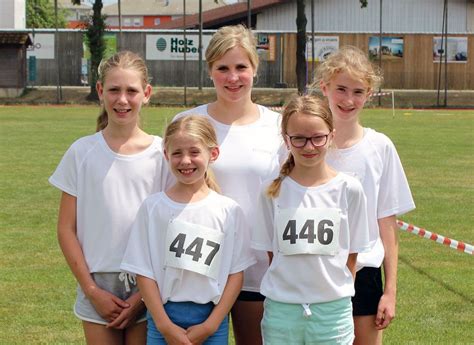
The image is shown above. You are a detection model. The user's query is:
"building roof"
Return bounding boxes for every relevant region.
[156,0,291,29]
[102,0,224,16]
[0,32,33,45]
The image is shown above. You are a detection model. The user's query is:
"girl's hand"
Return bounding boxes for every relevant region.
[186,322,215,345]
[87,286,129,322]
[161,323,193,345]
[106,292,145,329]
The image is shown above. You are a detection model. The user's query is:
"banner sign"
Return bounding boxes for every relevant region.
[146,34,212,60]
[306,36,339,62]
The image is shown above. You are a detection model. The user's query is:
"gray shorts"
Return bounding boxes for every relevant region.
[74,272,146,325]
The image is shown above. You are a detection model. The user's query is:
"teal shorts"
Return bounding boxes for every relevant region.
[261,297,354,345]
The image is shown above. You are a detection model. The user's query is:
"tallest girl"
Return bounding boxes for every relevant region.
[175,25,286,345]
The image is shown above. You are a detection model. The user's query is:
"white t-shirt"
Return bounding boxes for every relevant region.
[251,174,371,304]
[326,128,415,270]
[49,132,172,273]
[174,104,287,292]
[120,191,256,305]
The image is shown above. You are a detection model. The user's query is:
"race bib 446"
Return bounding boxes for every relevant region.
[276,208,341,256]
[165,219,224,280]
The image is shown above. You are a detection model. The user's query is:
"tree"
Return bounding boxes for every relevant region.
[26,0,67,28]
[295,0,369,94]
[72,0,106,101]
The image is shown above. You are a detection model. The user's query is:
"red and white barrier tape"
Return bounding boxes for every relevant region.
[397,220,473,255]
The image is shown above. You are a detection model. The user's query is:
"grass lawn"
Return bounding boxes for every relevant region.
[0,105,473,344]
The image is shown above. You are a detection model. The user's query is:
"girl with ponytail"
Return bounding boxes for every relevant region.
[50,51,171,344]
[252,95,372,344]
[121,115,256,345]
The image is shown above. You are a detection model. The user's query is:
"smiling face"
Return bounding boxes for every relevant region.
[97,67,151,128]
[209,46,255,104]
[321,71,370,124]
[165,131,219,189]
[285,112,334,170]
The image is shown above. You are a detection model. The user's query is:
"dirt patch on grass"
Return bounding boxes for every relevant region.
[1,86,473,109]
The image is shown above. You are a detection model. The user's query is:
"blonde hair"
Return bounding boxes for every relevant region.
[311,45,383,93]
[206,24,259,73]
[267,95,333,198]
[164,115,221,193]
[96,50,150,131]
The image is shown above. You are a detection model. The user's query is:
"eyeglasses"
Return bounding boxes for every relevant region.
[286,134,330,148]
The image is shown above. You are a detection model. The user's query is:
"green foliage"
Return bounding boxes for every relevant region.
[360,0,368,8]
[26,0,68,28]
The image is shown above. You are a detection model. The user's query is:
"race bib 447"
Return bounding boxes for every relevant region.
[276,208,341,256]
[165,219,224,280]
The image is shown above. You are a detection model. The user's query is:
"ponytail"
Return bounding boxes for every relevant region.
[266,153,295,198]
[205,168,221,194]
[96,108,108,132]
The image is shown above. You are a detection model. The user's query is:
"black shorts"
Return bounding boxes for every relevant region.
[352,266,383,316]
[237,290,265,302]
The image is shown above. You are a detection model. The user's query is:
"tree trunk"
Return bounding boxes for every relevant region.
[86,0,105,101]
[296,0,307,95]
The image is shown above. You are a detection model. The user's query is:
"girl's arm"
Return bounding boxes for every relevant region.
[105,291,146,329]
[376,215,398,330]
[346,253,358,279]
[186,271,243,344]
[57,192,128,322]
[137,275,191,345]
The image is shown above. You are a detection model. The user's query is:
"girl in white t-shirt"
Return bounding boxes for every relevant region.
[313,46,415,345]
[252,95,371,345]
[175,24,286,345]
[121,115,256,345]
[49,51,171,345]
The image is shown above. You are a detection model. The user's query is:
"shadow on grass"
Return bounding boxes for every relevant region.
[399,255,473,304]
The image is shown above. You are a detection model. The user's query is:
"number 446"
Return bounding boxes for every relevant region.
[282,219,334,245]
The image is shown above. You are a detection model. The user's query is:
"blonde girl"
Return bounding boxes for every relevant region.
[314,46,415,345]
[121,115,256,345]
[49,51,172,344]
[174,24,287,345]
[252,95,371,344]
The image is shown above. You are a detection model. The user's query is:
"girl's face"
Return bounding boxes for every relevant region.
[97,67,151,128]
[165,131,219,188]
[285,112,334,170]
[209,46,255,104]
[320,71,370,124]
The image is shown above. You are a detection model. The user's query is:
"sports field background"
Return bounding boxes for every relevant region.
[0,105,472,344]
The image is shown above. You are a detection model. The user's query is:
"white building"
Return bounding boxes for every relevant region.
[0,0,26,29]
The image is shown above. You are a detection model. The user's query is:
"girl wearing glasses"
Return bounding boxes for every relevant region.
[252,95,371,344]
[174,25,286,345]
[314,46,415,345]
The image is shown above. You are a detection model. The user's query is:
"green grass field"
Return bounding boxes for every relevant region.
[1,105,473,344]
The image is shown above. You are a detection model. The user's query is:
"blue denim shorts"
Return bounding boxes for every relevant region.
[146,301,228,345]
[262,297,354,345]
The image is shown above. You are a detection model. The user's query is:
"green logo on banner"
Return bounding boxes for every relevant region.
[156,38,167,51]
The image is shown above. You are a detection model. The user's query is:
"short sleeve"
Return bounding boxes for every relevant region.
[251,185,275,252]
[120,200,155,280]
[48,144,80,196]
[377,139,415,219]
[229,205,257,274]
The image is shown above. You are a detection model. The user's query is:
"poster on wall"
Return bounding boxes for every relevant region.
[257,34,276,61]
[27,34,55,59]
[306,36,339,62]
[433,37,467,63]
[368,36,404,61]
[146,34,212,60]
